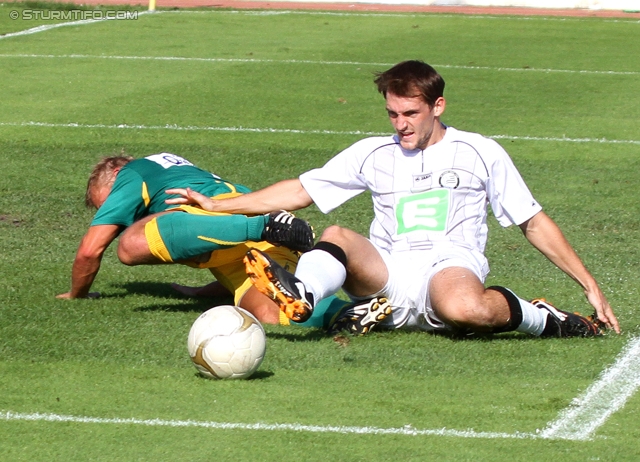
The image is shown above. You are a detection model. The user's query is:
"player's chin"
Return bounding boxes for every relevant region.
[398,138,417,150]
[396,132,415,147]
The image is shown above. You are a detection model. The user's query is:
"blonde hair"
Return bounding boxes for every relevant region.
[85,155,134,208]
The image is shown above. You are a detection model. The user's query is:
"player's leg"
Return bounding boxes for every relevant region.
[428,267,511,332]
[237,286,282,325]
[295,297,353,329]
[245,225,388,322]
[237,286,349,327]
[233,246,349,327]
[292,226,392,331]
[320,226,389,297]
[428,267,601,337]
[118,210,312,265]
[117,213,170,265]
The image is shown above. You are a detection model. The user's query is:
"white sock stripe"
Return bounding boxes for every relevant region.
[515,298,548,336]
[296,250,346,305]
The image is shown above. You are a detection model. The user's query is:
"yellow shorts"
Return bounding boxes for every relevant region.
[144,205,299,324]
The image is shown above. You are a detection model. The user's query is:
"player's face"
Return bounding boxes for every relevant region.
[385,92,445,151]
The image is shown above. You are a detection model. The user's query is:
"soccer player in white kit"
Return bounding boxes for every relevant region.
[166,60,620,338]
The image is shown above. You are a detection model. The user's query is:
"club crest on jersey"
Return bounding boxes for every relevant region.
[439,170,460,189]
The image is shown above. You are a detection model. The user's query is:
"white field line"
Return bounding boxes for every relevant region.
[0,121,639,146]
[0,12,153,41]
[2,337,640,441]
[0,410,537,440]
[0,53,637,76]
[540,336,640,441]
[0,121,384,137]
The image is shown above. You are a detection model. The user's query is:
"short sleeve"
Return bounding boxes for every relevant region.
[486,143,542,227]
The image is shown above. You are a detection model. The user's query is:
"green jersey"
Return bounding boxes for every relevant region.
[91,153,250,227]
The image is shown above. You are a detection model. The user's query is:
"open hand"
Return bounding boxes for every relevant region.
[165,188,216,211]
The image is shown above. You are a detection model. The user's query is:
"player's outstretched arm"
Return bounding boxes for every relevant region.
[519,211,620,333]
[56,224,121,299]
[165,178,314,215]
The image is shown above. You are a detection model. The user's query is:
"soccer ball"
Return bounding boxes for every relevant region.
[187,305,266,380]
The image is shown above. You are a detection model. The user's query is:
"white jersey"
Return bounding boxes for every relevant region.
[299,126,542,255]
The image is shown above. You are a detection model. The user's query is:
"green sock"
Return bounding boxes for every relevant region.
[156,212,266,261]
[292,296,349,329]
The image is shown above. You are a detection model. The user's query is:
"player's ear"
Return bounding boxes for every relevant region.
[433,97,446,117]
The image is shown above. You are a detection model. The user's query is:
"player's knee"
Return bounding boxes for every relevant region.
[116,233,140,266]
[116,242,133,265]
[319,225,345,240]
[435,300,500,330]
[318,225,358,249]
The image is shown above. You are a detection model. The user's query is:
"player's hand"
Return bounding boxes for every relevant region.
[165,188,216,211]
[585,288,620,334]
[56,291,101,299]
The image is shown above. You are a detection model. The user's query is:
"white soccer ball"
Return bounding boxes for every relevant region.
[187,305,266,380]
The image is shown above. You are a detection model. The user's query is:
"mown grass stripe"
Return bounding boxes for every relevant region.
[100,9,640,25]
[0,53,637,76]
[0,121,638,145]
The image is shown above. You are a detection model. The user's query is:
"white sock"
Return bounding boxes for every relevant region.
[295,249,347,306]
[515,299,548,336]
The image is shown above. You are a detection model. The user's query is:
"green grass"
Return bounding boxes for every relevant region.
[1,3,640,460]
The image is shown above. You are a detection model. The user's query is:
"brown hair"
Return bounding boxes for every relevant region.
[85,155,133,208]
[374,60,445,107]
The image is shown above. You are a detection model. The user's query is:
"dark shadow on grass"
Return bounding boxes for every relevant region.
[265,326,537,343]
[111,281,207,299]
[133,301,220,313]
[247,370,275,380]
[428,329,538,342]
[105,281,234,313]
[265,329,328,342]
[192,370,275,381]
[94,281,547,342]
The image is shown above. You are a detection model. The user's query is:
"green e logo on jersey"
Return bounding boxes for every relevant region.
[396,189,450,234]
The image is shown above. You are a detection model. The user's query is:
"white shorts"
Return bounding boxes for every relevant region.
[370,245,489,331]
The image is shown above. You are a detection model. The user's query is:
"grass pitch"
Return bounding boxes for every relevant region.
[1,3,639,460]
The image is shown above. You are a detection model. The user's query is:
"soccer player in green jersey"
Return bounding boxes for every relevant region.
[56,153,343,326]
